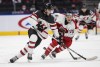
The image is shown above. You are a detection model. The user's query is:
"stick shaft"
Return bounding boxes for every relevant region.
[69,48,86,60]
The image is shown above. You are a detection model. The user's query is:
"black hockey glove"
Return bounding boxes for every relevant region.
[59,26,67,33]
[36,21,47,32]
[56,36,64,45]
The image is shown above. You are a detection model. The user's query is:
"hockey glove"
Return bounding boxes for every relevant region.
[56,36,64,45]
[59,26,67,33]
[36,21,47,32]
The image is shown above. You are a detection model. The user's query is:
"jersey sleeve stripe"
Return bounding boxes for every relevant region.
[50,23,57,30]
[50,23,57,27]
[43,30,48,34]
[31,13,38,19]
[20,50,25,55]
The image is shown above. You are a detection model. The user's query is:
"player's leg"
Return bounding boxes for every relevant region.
[85,32,88,39]
[75,25,83,40]
[10,28,40,63]
[75,21,85,40]
[27,28,42,60]
[75,29,81,40]
[10,42,29,63]
[41,39,58,59]
[27,35,42,60]
[50,37,72,58]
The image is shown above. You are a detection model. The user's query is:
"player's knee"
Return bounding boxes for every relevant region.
[65,42,72,48]
[52,39,58,46]
[29,34,38,42]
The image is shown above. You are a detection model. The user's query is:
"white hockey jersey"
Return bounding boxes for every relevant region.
[52,13,77,38]
[52,13,66,24]
[64,21,77,38]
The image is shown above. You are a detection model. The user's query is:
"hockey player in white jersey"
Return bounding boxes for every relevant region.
[97,2,100,20]
[75,5,96,40]
[41,13,77,59]
[9,3,60,63]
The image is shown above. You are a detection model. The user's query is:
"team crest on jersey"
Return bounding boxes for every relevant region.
[18,17,32,29]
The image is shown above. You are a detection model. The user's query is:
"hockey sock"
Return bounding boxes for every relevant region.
[16,44,28,58]
[45,40,58,56]
[45,43,56,56]
[53,45,66,53]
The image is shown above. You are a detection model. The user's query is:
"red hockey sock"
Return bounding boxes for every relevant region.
[45,47,52,56]
[54,46,66,53]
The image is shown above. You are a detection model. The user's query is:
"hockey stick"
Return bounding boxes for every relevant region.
[43,47,81,60]
[68,48,97,61]
[67,48,81,60]
[47,34,97,61]
[50,32,81,60]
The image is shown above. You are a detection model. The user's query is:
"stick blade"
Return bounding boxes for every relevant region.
[76,57,81,60]
[86,56,98,61]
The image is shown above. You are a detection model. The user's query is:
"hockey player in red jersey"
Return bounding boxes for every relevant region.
[9,3,60,63]
[41,13,77,59]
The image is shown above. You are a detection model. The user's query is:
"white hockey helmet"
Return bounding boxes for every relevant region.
[66,13,72,16]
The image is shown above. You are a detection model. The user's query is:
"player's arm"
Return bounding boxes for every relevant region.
[25,11,39,29]
[49,15,60,38]
[27,11,45,31]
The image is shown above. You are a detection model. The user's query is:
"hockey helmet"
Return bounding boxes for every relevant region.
[81,4,87,9]
[43,3,53,10]
[66,13,72,16]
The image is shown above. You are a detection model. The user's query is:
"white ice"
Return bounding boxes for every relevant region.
[0,34,100,67]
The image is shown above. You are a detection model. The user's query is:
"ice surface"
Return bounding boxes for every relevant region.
[0,34,100,67]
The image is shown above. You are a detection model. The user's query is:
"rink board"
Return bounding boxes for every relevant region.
[0,31,28,36]
[0,29,87,36]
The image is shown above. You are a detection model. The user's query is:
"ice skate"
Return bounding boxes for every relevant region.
[85,33,88,39]
[49,51,56,59]
[75,36,79,40]
[41,54,46,60]
[27,53,32,60]
[10,56,18,63]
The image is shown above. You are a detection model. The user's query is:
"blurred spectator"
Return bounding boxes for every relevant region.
[53,6,59,13]
[70,0,82,9]
[21,0,33,8]
[69,4,79,14]
[21,0,33,5]
[0,0,2,4]
[30,5,36,13]
[35,0,44,10]
[44,0,50,3]
[20,4,30,14]
[12,0,21,3]
[62,7,67,13]
[2,0,12,5]
[22,0,30,4]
